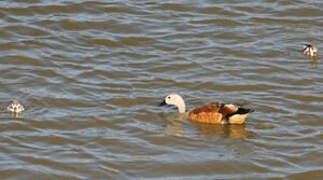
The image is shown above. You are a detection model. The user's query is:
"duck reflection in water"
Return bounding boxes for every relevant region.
[163,113,186,137]
[190,121,251,138]
[162,113,251,138]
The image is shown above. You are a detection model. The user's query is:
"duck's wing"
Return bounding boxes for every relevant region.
[188,102,254,124]
[219,104,239,114]
[188,102,225,124]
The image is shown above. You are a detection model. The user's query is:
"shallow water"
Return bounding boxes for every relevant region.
[0,0,322,179]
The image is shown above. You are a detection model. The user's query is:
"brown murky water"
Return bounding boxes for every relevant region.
[0,0,322,179]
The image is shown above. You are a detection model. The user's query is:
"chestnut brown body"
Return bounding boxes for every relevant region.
[188,102,253,124]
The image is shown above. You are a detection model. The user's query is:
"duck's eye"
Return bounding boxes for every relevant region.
[167,96,171,99]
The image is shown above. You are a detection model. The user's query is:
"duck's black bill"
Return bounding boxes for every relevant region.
[159,100,166,106]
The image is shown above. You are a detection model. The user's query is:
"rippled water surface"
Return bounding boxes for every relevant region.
[0,0,322,179]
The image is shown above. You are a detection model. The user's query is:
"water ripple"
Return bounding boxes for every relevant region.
[0,0,322,179]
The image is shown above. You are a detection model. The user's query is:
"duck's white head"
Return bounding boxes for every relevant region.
[160,93,186,113]
[7,100,24,113]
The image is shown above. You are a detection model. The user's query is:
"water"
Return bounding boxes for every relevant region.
[0,0,322,179]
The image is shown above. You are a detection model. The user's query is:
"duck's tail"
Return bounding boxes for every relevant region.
[226,108,254,124]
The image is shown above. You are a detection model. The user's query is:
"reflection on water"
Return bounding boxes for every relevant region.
[164,114,186,137]
[191,121,252,138]
[10,112,24,119]
[163,113,252,138]
[308,56,318,68]
[0,0,322,179]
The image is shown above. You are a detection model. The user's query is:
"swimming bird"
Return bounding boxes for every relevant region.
[159,93,254,124]
[303,44,318,56]
[7,100,24,113]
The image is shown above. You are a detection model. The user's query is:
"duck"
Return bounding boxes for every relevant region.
[303,44,318,56]
[7,100,24,113]
[159,93,254,124]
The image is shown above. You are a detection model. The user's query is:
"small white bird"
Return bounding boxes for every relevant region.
[303,44,318,56]
[7,100,25,113]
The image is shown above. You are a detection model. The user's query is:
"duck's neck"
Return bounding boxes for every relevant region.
[176,98,186,114]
